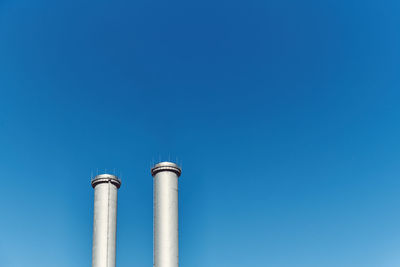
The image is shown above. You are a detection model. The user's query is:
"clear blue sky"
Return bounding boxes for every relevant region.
[0,0,399,266]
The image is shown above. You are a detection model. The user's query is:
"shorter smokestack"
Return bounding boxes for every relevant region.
[91,174,121,267]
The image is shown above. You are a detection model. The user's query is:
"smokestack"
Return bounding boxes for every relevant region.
[151,162,182,267]
[91,174,121,267]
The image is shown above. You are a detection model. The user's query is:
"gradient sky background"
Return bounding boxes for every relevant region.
[0,0,400,266]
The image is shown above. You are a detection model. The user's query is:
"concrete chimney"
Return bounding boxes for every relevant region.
[151,162,182,267]
[91,174,121,267]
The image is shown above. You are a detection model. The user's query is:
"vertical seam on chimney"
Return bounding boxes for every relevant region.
[106,180,111,267]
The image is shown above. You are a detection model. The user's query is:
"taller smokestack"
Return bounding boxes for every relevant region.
[151,162,182,267]
[91,174,121,267]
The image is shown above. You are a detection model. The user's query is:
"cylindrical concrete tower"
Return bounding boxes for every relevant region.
[151,162,182,267]
[91,174,121,267]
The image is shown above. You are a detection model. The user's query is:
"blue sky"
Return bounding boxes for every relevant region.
[0,0,400,266]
